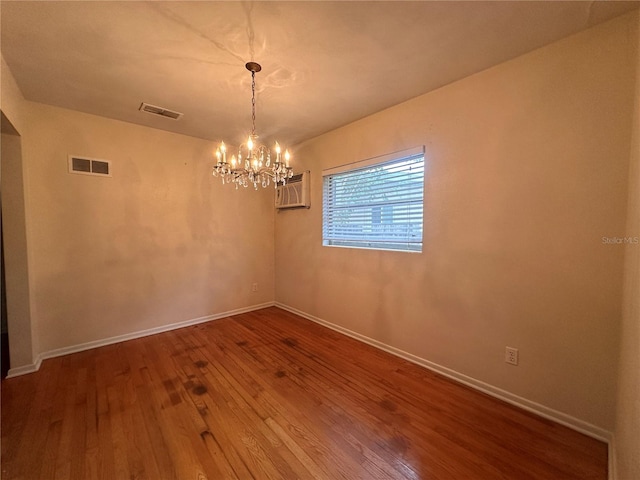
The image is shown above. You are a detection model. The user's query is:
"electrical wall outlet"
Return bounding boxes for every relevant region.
[505,347,519,366]
[251,282,258,292]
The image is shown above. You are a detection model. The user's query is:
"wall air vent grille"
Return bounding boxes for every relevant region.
[139,102,183,120]
[68,155,112,177]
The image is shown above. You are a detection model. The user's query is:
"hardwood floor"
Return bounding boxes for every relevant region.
[1,307,607,479]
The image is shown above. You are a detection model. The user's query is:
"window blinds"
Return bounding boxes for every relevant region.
[322,147,425,252]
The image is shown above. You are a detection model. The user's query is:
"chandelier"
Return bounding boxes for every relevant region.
[213,62,293,189]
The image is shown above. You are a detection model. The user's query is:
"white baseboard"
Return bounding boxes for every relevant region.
[275,302,613,444]
[6,356,42,378]
[5,302,275,379]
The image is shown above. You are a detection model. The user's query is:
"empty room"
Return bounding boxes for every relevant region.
[1,1,639,479]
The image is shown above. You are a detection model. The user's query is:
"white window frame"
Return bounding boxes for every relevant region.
[322,146,425,253]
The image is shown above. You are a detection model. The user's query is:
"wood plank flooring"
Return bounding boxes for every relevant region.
[1,307,607,479]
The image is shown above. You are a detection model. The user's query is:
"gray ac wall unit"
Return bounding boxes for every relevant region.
[275,171,310,209]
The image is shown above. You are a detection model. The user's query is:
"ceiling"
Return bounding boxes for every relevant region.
[1,1,638,147]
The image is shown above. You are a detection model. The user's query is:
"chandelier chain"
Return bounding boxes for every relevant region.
[251,70,256,136]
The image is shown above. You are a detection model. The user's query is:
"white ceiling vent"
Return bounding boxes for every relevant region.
[68,155,111,177]
[139,102,183,120]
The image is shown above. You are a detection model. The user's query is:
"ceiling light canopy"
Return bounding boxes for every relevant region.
[213,62,294,189]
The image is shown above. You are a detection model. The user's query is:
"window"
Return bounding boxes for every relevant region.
[322,146,425,252]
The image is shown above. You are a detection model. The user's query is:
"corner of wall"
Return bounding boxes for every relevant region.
[613,8,640,480]
[1,54,27,132]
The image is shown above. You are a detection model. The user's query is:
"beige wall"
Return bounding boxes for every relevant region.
[276,13,637,432]
[19,101,275,354]
[614,10,640,480]
[3,50,275,367]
